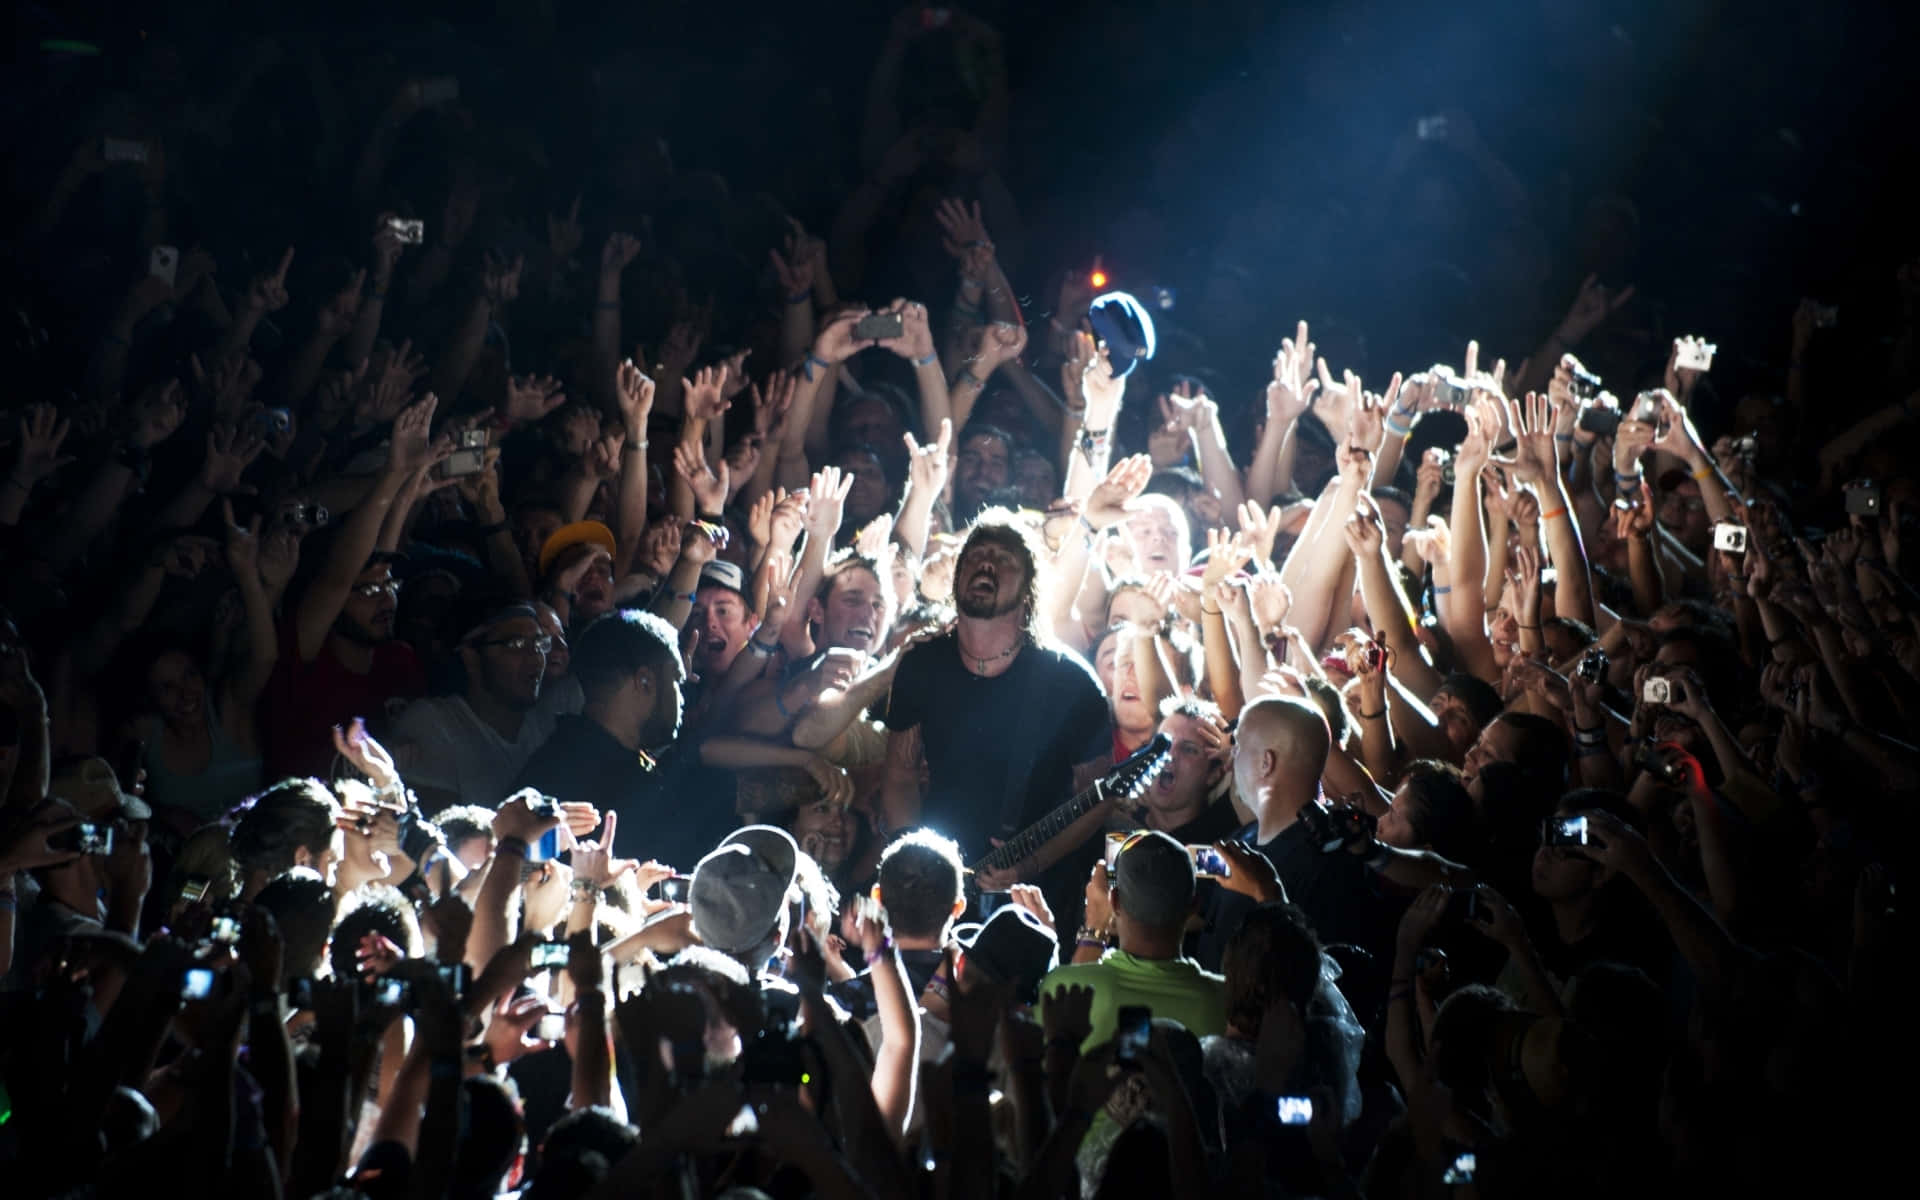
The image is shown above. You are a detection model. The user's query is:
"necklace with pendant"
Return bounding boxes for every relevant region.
[963,633,1024,675]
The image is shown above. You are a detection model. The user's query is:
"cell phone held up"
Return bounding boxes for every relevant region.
[1542,814,1590,847]
[1845,481,1883,517]
[50,821,114,856]
[1188,844,1231,879]
[530,941,572,971]
[440,428,489,478]
[852,312,904,342]
[1114,1005,1152,1066]
[149,244,179,289]
[387,217,426,245]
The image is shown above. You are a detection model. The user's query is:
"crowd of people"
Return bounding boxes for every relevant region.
[0,4,1911,1198]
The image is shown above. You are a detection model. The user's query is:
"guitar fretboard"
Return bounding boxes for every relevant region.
[975,782,1104,873]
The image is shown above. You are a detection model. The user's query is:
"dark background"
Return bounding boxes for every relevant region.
[6,0,1916,431]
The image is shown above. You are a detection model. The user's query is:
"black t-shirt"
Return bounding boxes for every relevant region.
[514,715,733,874]
[1165,798,1244,847]
[882,633,1111,862]
[1196,819,1406,985]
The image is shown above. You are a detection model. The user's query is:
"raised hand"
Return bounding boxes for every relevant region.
[769,217,819,297]
[1236,500,1285,567]
[1084,453,1154,530]
[639,521,682,576]
[482,251,524,307]
[1267,320,1318,428]
[682,365,729,424]
[1403,514,1454,568]
[332,715,401,793]
[903,418,952,499]
[680,520,719,567]
[371,212,409,277]
[1081,342,1127,428]
[1201,526,1255,590]
[656,317,705,379]
[1650,390,1708,464]
[9,404,74,490]
[1342,495,1385,559]
[1455,397,1502,475]
[200,424,265,495]
[584,429,626,482]
[674,441,730,515]
[750,371,796,440]
[1349,373,1403,454]
[616,360,656,437]
[768,489,809,555]
[360,338,426,424]
[876,299,935,361]
[1504,391,1559,487]
[506,373,567,425]
[601,232,643,278]
[221,498,263,582]
[387,393,441,477]
[1556,273,1636,345]
[806,465,854,540]
[976,320,1027,369]
[317,269,366,337]
[245,246,294,314]
[933,196,994,262]
[812,309,868,365]
[1664,335,1712,400]
[1248,574,1293,632]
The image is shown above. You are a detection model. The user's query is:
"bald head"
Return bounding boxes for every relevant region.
[1234,696,1331,831]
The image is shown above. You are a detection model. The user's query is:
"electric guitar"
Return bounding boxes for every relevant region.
[966,733,1172,895]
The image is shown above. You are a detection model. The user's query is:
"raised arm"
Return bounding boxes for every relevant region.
[294,394,439,661]
[1246,323,1318,505]
[1442,399,1502,682]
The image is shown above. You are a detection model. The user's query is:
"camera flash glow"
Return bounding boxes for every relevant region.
[1090,270,1108,289]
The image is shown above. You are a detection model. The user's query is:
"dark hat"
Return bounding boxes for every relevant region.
[956,904,1058,1002]
[1087,292,1158,378]
[690,826,799,958]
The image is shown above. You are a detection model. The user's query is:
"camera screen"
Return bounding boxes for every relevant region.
[1442,1152,1477,1184]
[1275,1095,1313,1125]
[534,1012,568,1042]
[182,967,216,1000]
[1547,815,1589,846]
[1189,845,1231,879]
[530,942,571,970]
[374,978,408,1007]
[209,916,242,945]
[1115,1006,1151,1061]
[659,876,692,904]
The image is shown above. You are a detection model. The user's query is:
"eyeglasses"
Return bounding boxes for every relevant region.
[351,581,402,598]
[477,635,555,655]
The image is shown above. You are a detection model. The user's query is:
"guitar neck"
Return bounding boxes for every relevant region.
[976,781,1107,874]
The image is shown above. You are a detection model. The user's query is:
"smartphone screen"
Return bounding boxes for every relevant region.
[1275,1095,1313,1125]
[182,967,216,1000]
[530,941,571,970]
[534,1012,568,1042]
[525,827,560,864]
[659,875,692,904]
[1103,832,1129,872]
[1114,1005,1151,1064]
[1189,845,1231,879]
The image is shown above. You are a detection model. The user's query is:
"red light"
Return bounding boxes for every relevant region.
[1090,270,1108,289]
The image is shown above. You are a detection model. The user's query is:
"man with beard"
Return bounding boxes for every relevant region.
[949,425,1013,526]
[260,397,437,779]
[389,603,560,813]
[515,609,726,870]
[881,512,1110,900]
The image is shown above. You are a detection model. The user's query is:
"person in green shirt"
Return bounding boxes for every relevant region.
[1039,829,1225,1050]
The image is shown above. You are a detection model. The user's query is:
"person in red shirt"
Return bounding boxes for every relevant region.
[260,397,440,780]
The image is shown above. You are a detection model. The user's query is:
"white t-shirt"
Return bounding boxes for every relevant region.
[390,694,560,808]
